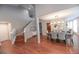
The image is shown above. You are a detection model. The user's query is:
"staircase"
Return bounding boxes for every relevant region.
[15,34,25,46]
[16,20,32,35]
[14,20,35,45]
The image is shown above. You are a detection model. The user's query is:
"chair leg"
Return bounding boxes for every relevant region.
[63,40,66,44]
[0,42,1,46]
[56,39,60,43]
[51,38,54,41]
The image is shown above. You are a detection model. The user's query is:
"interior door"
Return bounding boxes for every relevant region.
[0,23,9,41]
[47,23,51,32]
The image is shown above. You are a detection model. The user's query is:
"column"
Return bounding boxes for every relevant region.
[36,17,40,44]
[34,5,40,44]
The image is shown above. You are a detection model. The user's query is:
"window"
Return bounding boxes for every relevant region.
[67,21,73,29]
[73,19,77,32]
[67,19,77,32]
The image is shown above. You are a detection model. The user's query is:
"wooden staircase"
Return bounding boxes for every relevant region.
[15,34,25,46]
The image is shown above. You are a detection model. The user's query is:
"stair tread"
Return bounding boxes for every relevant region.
[15,35,25,44]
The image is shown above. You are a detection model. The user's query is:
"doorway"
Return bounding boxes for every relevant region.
[47,23,51,32]
[0,23,10,41]
[39,22,42,35]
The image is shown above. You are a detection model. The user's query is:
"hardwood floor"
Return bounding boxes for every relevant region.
[0,35,79,54]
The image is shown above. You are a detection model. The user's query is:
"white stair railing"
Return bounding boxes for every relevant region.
[10,28,16,44]
[24,20,37,43]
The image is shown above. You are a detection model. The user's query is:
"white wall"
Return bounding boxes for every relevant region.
[77,18,79,33]
[0,5,31,34]
[77,18,79,48]
[40,20,50,35]
[41,21,47,35]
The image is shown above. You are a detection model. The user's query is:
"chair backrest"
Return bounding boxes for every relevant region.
[58,31,66,40]
[51,31,57,40]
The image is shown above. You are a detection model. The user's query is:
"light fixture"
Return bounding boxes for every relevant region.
[50,22,53,25]
[58,21,60,23]
[54,22,56,24]
[28,7,31,10]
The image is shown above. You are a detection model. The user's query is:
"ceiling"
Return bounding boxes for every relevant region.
[35,4,79,20]
[1,4,35,18]
[40,6,79,20]
[0,4,79,21]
